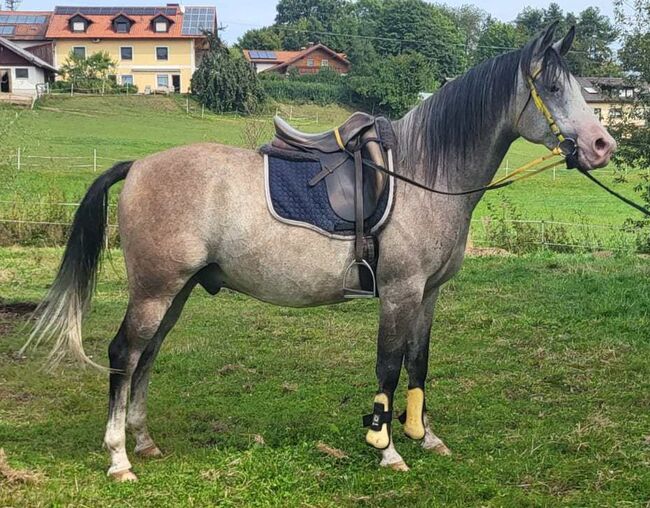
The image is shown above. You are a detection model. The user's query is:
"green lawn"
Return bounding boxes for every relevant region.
[1,95,644,229]
[1,247,649,506]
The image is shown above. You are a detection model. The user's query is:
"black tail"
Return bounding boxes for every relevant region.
[22,161,133,369]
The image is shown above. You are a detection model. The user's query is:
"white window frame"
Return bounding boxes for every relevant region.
[15,68,29,79]
[306,58,314,67]
[157,74,169,88]
[120,46,133,61]
[121,74,133,86]
[72,46,86,59]
[155,46,169,61]
[321,59,329,67]
[72,20,86,32]
[155,20,168,32]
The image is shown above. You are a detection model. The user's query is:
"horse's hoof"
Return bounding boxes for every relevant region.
[110,469,138,482]
[381,460,410,472]
[423,440,451,456]
[136,444,163,459]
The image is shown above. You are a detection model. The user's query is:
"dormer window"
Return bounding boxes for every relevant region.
[151,14,172,33]
[111,14,134,34]
[69,14,91,33]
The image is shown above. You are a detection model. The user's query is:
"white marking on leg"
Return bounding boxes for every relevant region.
[104,383,133,475]
[380,441,409,471]
[421,415,451,455]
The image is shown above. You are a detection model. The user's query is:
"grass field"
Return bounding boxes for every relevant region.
[1,94,645,230]
[1,247,649,506]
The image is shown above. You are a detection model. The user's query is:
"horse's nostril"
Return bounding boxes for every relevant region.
[594,137,609,154]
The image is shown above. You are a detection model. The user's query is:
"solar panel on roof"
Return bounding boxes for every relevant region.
[0,25,15,35]
[181,6,215,35]
[54,6,176,16]
[0,14,46,23]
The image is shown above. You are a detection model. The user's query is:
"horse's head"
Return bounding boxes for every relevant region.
[515,23,616,171]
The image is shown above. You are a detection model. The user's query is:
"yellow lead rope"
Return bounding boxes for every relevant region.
[488,147,563,188]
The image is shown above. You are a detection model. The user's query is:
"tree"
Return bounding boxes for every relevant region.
[59,51,116,90]
[374,0,466,80]
[236,26,283,50]
[276,0,347,27]
[444,4,489,68]
[191,33,265,113]
[348,52,437,117]
[609,0,650,251]
[472,19,518,64]
[568,7,618,76]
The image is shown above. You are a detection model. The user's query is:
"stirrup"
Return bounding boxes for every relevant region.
[343,259,376,299]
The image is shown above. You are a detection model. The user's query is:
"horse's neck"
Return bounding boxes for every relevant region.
[393,111,517,211]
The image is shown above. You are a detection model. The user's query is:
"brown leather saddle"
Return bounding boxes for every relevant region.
[267,112,396,298]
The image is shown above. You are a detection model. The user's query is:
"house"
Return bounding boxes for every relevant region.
[243,43,350,75]
[577,76,648,127]
[0,36,56,98]
[46,4,217,93]
[0,10,54,64]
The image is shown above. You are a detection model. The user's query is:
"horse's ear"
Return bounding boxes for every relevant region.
[553,25,575,56]
[528,22,559,74]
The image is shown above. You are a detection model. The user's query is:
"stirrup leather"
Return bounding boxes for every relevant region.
[362,393,392,450]
[398,388,426,440]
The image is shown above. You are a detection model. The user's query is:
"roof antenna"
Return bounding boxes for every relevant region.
[4,0,22,10]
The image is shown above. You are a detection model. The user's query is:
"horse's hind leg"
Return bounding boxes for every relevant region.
[104,285,188,481]
[127,278,197,459]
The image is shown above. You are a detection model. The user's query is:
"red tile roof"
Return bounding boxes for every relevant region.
[243,44,349,68]
[0,11,51,41]
[46,6,203,39]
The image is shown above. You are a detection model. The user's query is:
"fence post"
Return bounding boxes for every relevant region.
[93,148,97,172]
[16,147,21,170]
[186,96,190,114]
[201,104,205,119]
[71,82,74,97]
[553,165,556,181]
[540,220,546,248]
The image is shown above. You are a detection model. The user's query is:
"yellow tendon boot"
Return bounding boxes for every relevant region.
[363,393,391,450]
[402,388,425,440]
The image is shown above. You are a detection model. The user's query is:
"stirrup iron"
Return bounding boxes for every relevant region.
[343,258,376,299]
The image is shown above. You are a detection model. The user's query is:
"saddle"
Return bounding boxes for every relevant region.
[265,112,397,298]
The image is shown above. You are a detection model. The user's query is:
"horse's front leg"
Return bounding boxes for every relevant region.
[364,280,422,471]
[403,287,451,456]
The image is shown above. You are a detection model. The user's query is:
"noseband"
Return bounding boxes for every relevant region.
[519,67,579,169]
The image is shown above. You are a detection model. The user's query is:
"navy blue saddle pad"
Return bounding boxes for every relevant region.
[264,154,393,237]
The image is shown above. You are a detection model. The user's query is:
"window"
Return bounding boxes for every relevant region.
[156,47,168,60]
[306,58,314,67]
[15,68,28,79]
[116,21,129,33]
[157,74,169,88]
[121,75,133,86]
[321,59,329,67]
[618,88,634,99]
[72,21,86,32]
[155,21,168,32]
[120,47,133,60]
[72,46,86,59]
[609,107,623,119]
[593,108,602,120]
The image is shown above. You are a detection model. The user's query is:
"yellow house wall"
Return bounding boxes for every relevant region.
[53,39,195,93]
[590,101,646,127]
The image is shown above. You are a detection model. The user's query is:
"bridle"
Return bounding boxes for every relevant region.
[518,66,579,169]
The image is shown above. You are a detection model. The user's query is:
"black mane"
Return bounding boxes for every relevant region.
[395,41,570,186]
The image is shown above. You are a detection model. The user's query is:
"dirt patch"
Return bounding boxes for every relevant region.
[0,301,37,337]
[0,449,42,485]
[466,247,514,257]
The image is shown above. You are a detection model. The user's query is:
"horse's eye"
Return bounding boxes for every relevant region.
[549,84,560,93]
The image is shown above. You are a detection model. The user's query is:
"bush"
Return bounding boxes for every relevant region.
[261,79,348,105]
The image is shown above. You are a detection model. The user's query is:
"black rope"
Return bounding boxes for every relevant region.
[578,169,650,217]
[351,149,513,196]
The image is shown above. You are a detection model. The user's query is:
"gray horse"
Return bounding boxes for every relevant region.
[26,24,615,480]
